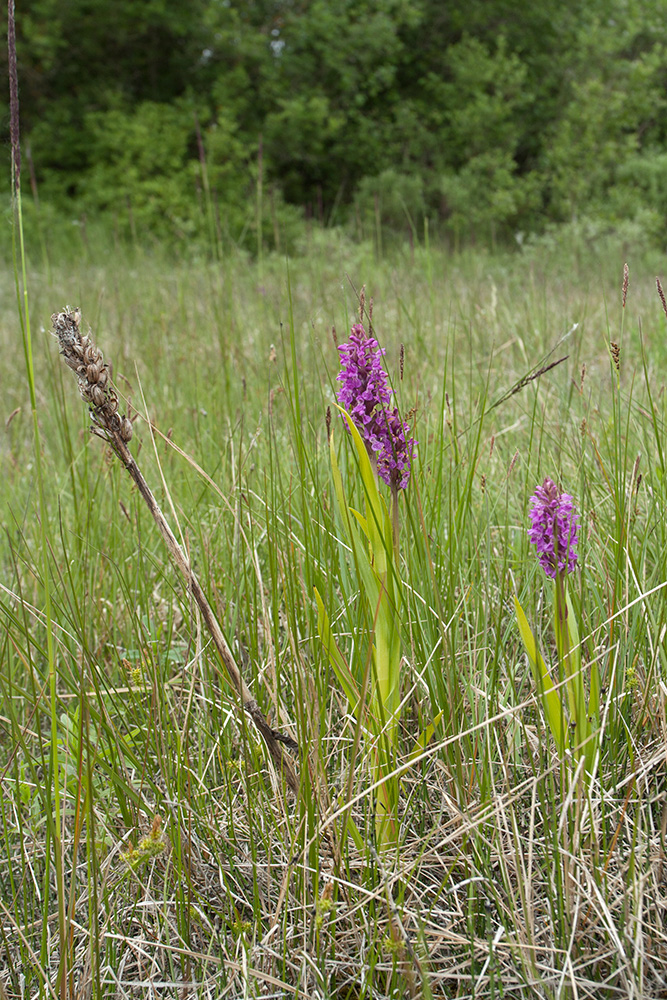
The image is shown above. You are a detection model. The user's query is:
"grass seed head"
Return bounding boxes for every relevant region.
[657,277,667,319]
[610,342,620,371]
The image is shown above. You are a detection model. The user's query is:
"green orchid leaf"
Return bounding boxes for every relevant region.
[349,507,370,540]
[566,590,582,674]
[329,429,383,610]
[514,595,566,754]
[314,587,360,709]
[336,406,391,572]
[588,656,601,722]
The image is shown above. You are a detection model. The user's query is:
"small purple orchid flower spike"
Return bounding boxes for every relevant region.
[528,478,579,578]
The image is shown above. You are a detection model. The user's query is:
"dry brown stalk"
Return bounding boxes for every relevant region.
[52,306,299,793]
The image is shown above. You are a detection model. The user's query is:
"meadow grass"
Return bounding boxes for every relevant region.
[1,233,667,998]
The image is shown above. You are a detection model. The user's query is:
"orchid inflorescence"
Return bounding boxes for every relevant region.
[528,477,579,579]
[316,312,425,852]
[336,323,415,490]
[516,477,599,779]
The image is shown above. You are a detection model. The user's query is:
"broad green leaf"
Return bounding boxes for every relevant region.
[349,507,370,540]
[588,656,601,722]
[514,595,566,753]
[336,406,391,573]
[329,429,382,611]
[314,587,360,708]
[375,603,401,716]
[566,590,581,676]
[553,588,578,723]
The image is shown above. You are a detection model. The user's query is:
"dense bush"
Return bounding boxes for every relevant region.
[4,0,667,251]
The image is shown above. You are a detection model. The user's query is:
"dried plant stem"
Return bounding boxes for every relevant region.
[52,307,299,793]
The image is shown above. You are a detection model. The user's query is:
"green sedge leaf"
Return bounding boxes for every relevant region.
[345,815,365,852]
[408,711,443,762]
[564,587,591,748]
[329,429,355,544]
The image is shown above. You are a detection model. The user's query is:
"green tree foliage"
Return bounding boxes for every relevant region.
[4,0,667,250]
[438,36,540,243]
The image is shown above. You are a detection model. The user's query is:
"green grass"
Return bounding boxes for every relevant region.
[1,233,667,998]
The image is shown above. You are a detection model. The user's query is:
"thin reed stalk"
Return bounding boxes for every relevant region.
[8,3,71,995]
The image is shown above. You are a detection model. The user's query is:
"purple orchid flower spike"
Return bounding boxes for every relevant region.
[528,478,579,578]
[336,323,415,490]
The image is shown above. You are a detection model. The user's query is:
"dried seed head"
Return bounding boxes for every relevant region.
[399,343,405,381]
[610,342,620,371]
[5,407,20,430]
[622,263,629,309]
[90,384,105,407]
[480,474,486,494]
[580,362,586,392]
[358,285,366,323]
[326,405,332,441]
[52,306,133,450]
